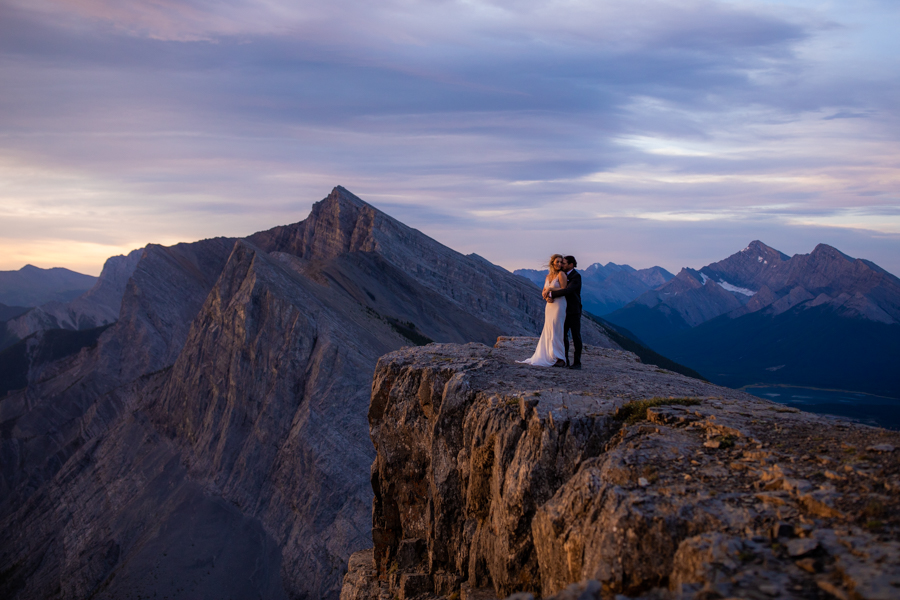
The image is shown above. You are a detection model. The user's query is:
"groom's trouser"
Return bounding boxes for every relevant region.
[563,310,583,365]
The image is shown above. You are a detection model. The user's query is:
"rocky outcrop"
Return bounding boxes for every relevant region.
[0,187,637,600]
[250,187,614,347]
[342,338,900,600]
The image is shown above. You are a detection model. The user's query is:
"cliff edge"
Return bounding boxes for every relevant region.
[342,338,900,600]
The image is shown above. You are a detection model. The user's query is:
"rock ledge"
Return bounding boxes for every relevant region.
[341,338,900,600]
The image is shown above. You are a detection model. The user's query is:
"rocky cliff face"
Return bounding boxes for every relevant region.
[342,338,900,600]
[0,187,630,600]
[250,187,615,346]
[629,268,747,330]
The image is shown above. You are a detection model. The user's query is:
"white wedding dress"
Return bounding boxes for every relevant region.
[518,275,567,366]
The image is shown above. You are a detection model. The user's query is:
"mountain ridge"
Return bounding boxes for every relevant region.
[4,249,143,345]
[515,261,674,316]
[1,187,674,600]
[0,264,96,307]
[606,240,900,400]
[341,339,900,600]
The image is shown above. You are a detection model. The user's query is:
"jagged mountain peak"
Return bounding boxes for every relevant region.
[303,186,382,258]
[698,241,790,292]
[742,240,789,260]
[723,240,788,266]
[308,186,377,236]
[583,262,635,277]
[808,243,854,263]
[673,267,704,285]
[0,186,633,600]
[326,184,368,208]
[249,185,418,263]
[247,187,607,343]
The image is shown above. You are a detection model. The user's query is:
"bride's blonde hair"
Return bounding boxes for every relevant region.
[546,253,564,277]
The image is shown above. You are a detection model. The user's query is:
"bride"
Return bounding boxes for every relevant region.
[518,254,567,367]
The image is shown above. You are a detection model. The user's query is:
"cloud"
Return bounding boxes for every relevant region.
[0,0,898,278]
[824,110,872,120]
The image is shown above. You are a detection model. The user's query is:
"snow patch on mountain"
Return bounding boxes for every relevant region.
[717,280,755,296]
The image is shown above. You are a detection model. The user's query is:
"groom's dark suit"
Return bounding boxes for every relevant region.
[549,269,583,366]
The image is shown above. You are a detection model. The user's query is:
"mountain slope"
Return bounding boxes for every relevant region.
[653,305,900,398]
[515,262,674,316]
[4,249,143,347]
[0,304,29,350]
[607,240,900,399]
[0,187,646,600]
[606,267,747,344]
[0,265,96,307]
[0,304,29,322]
[584,313,705,381]
[248,187,588,342]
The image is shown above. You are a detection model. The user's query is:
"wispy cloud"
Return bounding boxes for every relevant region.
[0,0,898,275]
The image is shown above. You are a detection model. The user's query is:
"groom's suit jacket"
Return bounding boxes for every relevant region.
[549,269,582,315]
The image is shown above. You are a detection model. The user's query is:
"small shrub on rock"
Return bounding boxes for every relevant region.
[614,397,702,425]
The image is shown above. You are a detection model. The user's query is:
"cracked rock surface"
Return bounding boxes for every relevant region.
[1,188,625,600]
[341,338,900,600]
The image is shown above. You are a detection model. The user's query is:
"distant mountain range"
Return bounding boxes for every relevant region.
[1,250,143,347]
[3,194,897,598]
[515,262,674,315]
[0,187,691,600]
[605,240,900,398]
[0,265,95,307]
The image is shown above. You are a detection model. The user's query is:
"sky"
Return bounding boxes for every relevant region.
[1,0,898,277]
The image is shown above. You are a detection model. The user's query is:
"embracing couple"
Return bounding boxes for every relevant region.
[518,254,583,370]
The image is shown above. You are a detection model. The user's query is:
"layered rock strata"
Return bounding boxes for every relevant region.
[1,187,635,600]
[342,338,900,600]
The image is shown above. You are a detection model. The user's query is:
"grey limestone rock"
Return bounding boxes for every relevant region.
[248,186,616,349]
[344,338,900,600]
[1,187,625,600]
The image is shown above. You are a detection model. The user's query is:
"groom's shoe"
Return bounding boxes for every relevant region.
[568,363,582,370]
[552,359,567,368]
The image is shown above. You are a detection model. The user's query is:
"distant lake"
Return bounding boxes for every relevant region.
[743,386,900,431]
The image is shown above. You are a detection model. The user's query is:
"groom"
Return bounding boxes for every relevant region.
[543,255,583,369]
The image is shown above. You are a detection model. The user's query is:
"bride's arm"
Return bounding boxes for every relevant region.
[558,271,568,289]
[549,271,578,299]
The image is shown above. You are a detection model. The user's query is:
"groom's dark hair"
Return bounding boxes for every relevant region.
[565,256,577,268]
